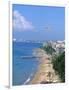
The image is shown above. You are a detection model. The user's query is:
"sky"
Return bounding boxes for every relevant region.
[12,4,65,41]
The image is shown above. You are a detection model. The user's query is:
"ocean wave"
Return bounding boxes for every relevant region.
[24,78,30,85]
[23,73,33,85]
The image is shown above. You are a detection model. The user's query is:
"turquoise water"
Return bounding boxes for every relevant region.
[12,42,42,85]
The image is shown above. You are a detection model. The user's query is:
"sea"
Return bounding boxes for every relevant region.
[12,42,42,86]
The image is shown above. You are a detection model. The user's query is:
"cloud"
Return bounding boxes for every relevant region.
[13,10,34,31]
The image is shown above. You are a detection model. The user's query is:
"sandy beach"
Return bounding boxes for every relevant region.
[30,48,61,84]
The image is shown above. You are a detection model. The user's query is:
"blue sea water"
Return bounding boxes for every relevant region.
[12,42,42,85]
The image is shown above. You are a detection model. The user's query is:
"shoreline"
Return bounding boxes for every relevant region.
[30,48,61,84]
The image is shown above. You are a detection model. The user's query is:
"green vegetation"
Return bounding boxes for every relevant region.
[52,52,65,82]
[41,44,65,82]
[41,44,55,55]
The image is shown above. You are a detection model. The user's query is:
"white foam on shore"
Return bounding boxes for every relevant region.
[23,77,31,85]
[23,73,33,85]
